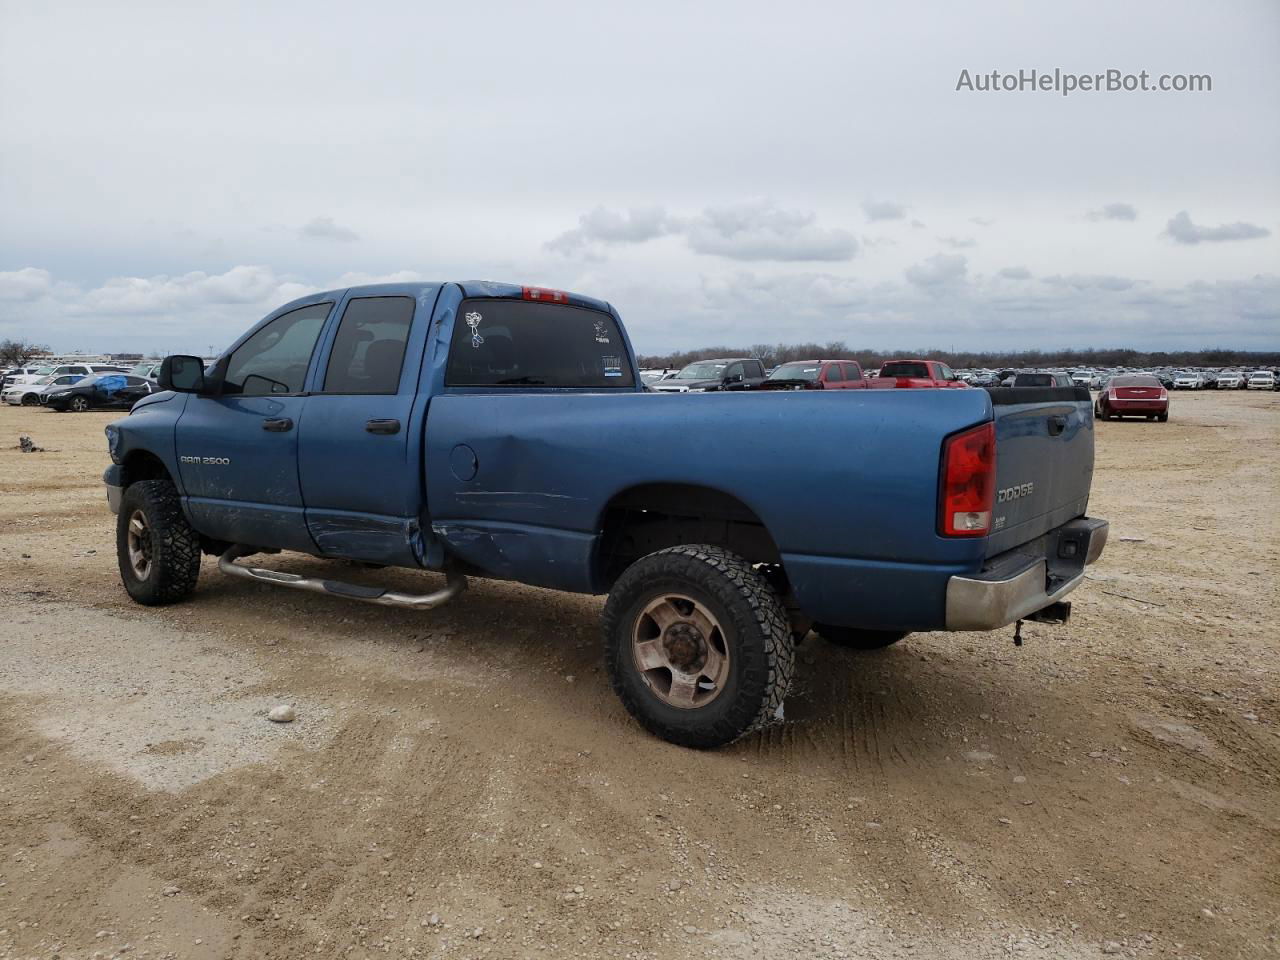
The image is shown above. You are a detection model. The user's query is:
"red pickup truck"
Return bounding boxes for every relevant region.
[866,359,969,389]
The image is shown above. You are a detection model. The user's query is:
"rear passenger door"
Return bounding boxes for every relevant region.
[298,292,434,565]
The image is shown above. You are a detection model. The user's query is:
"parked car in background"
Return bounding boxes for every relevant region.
[757,360,866,390]
[3,373,87,405]
[1011,372,1075,388]
[1172,371,1205,390]
[1,366,47,392]
[1070,371,1097,388]
[44,373,157,412]
[866,360,969,389]
[129,361,165,380]
[648,358,767,392]
[1247,371,1276,391]
[1095,374,1169,421]
[1213,371,1246,390]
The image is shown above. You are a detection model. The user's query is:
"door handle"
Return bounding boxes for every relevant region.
[1048,415,1068,436]
[262,417,294,432]
[365,418,401,435]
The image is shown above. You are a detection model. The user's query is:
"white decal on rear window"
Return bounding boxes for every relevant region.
[464,312,485,348]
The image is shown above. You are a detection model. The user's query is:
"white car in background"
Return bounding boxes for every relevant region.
[1246,371,1276,390]
[1215,371,1246,390]
[2,373,89,406]
[1173,372,1205,390]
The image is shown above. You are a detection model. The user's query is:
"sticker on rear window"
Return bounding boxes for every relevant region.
[602,356,622,377]
[464,311,485,348]
[593,319,611,344]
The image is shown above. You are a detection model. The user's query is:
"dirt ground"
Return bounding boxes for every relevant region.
[0,391,1276,960]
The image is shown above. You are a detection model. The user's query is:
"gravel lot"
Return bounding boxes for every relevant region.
[0,392,1276,960]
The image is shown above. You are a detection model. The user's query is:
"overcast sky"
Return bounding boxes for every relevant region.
[2,0,1278,356]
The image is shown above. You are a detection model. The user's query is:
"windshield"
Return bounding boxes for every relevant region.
[675,362,728,380]
[880,361,930,378]
[768,362,821,382]
[31,366,55,375]
[445,299,635,388]
[1111,375,1159,387]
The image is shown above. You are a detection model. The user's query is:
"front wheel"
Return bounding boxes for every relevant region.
[70,396,90,412]
[815,624,908,650]
[116,479,201,605]
[603,544,794,749]
[20,393,38,406]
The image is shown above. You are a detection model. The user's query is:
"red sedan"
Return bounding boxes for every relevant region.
[1095,374,1169,422]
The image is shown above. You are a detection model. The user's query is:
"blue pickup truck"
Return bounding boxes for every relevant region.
[103,281,1107,747]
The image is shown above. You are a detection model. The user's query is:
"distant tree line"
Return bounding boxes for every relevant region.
[636,344,1280,371]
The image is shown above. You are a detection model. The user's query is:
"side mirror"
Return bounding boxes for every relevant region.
[158,355,206,393]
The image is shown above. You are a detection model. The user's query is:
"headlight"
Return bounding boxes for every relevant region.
[104,424,122,463]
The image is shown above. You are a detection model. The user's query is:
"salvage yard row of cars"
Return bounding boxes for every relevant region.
[640,360,1280,393]
[1,360,169,410]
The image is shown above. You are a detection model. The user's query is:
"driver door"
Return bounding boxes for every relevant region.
[175,299,334,553]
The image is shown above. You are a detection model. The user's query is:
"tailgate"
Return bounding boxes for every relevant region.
[983,386,1094,556]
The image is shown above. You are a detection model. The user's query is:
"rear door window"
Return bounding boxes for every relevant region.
[842,363,861,381]
[322,297,415,394]
[446,299,635,387]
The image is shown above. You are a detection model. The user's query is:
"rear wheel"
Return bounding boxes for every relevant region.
[70,395,90,412]
[116,479,201,605]
[1157,412,1169,422]
[603,544,794,749]
[815,624,908,650]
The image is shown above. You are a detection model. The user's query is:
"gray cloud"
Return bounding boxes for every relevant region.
[938,236,978,249]
[684,201,857,261]
[905,254,967,289]
[969,217,995,227]
[862,199,908,221]
[546,206,673,254]
[0,267,53,300]
[549,201,857,262]
[1043,274,1136,292]
[1164,210,1270,244]
[998,266,1032,280]
[1087,202,1138,222]
[299,216,359,243]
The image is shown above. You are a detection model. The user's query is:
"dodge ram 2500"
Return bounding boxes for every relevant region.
[103,281,1108,748]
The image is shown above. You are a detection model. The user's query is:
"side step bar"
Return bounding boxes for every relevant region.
[218,547,466,610]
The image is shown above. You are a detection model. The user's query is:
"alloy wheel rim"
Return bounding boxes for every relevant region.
[632,593,730,709]
[126,509,153,580]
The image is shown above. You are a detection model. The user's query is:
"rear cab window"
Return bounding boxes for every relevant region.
[446,299,635,388]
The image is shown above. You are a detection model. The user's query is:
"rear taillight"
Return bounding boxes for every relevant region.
[939,422,996,537]
[522,285,569,304]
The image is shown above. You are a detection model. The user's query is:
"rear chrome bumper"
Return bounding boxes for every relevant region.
[945,517,1108,630]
